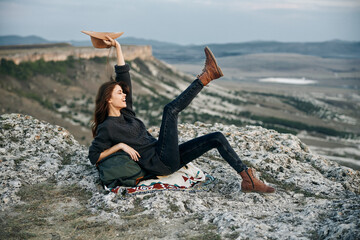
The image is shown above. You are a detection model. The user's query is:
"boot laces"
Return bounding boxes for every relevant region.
[245,169,255,189]
[198,59,208,78]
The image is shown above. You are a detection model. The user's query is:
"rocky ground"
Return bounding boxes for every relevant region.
[0,113,359,239]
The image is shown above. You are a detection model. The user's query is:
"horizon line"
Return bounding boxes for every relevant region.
[1,34,360,47]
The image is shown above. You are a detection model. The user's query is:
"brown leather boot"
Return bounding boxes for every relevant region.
[197,46,224,86]
[239,168,275,193]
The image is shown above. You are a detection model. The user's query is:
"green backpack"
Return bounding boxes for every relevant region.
[97,152,146,188]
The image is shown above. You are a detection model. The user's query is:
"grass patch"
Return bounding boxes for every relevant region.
[283,98,322,115]
[117,214,156,232]
[0,217,37,239]
[12,89,56,111]
[248,114,355,138]
[18,182,92,203]
[0,183,95,239]
[190,232,221,240]
[160,76,179,89]
[189,224,221,240]
[58,77,72,85]
[237,90,324,115]
[169,202,180,212]
[204,91,247,105]
[9,136,19,142]
[59,151,72,165]
[179,215,221,239]
[2,123,13,130]
[13,156,26,166]
[262,124,298,135]
[0,57,76,80]
[225,231,240,239]
[122,197,146,217]
[133,58,153,75]
[89,56,108,64]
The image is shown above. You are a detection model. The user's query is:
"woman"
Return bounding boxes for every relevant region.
[88,36,275,193]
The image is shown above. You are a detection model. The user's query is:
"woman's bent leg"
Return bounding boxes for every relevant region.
[156,79,204,172]
[178,132,275,193]
[178,132,247,172]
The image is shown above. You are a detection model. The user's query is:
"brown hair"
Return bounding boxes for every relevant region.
[91,79,129,137]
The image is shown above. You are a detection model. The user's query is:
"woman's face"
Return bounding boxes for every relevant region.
[108,85,127,110]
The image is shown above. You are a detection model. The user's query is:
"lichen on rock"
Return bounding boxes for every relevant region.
[0,113,359,239]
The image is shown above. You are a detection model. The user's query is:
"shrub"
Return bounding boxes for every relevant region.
[0,57,76,80]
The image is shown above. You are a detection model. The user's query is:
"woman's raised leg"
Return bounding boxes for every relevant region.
[155,79,203,172]
[155,47,223,172]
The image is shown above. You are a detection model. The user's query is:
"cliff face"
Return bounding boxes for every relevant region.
[1,113,359,239]
[0,45,153,64]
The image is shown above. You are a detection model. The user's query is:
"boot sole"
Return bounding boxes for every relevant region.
[205,46,224,77]
[241,190,275,193]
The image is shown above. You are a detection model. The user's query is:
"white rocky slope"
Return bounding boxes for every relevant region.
[0,113,359,239]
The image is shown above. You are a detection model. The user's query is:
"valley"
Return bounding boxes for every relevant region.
[173,53,360,170]
[0,44,359,170]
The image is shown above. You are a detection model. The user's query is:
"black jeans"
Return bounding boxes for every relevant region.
[155,79,247,174]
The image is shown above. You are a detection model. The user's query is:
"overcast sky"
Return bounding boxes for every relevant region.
[0,0,359,45]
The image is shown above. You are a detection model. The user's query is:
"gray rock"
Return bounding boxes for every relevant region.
[0,113,359,239]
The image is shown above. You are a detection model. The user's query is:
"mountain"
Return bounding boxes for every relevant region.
[1,35,359,62]
[0,35,53,45]
[72,38,360,63]
[1,113,359,239]
[0,35,180,48]
[154,40,360,64]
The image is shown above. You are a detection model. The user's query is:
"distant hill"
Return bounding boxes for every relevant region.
[69,38,360,63]
[155,40,360,63]
[0,35,53,45]
[1,35,359,63]
[0,35,179,48]
[0,43,72,50]
[70,39,360,63]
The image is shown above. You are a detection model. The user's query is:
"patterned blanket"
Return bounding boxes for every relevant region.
[107,163,216,195]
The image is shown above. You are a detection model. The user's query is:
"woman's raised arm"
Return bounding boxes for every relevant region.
[104,36,134,113]
[105,36,125,66]
[115,41,125,66]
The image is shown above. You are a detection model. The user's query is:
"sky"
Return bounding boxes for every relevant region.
[0,0,359,45]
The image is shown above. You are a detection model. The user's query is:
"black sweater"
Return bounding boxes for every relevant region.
[88,64,171,176]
